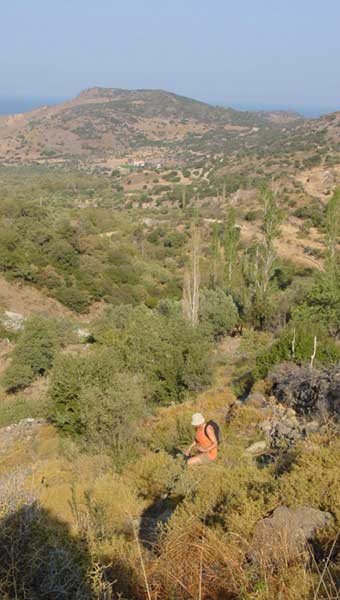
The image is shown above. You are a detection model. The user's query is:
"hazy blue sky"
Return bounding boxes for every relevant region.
[1,0,340,111]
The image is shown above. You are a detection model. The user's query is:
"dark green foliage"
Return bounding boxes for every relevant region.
[49,305,212,439]
[81,374,147,453]
[2,317,61,392]
[0,171,177,312]
[294,199,324,229]
[54,286,91,313]
[49,354,86,433]
[199,287,238,338]
[93,304,213,404]
[293,273,340,338]
[47,239,79,271]
[253,325,340,381]
[163,231,187,248]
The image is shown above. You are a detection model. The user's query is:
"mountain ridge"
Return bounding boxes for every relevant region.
[0,87,307,168]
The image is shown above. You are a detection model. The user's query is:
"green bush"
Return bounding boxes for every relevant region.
[80,374,147,454]
[93,305,212,404]
[199,287,238,338]
[54,286,90,313]
[2,317,61,392]
[49,354,86,433]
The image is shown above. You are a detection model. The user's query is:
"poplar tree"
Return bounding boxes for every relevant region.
[182,228,201,326]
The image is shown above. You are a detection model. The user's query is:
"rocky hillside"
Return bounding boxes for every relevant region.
[0,87,303,167]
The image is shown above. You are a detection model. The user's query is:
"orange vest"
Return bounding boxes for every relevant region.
[195,425,217,460]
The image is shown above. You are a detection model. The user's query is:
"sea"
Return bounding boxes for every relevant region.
[0,96,67,115]
[228,103,338,118]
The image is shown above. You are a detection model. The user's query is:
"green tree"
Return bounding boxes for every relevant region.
[325,187,340,277]
[243,186,282,328]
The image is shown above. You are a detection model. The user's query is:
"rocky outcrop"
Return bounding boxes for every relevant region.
[270,362,340,421]
[243,385,331,452]
[251,506,333,566]
[1,311,25,332]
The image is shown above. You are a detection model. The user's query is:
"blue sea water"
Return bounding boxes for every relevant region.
[223,103,339,118]
[0,96,67,115]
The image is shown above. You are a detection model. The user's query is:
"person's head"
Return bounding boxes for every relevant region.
[191,412,205,429]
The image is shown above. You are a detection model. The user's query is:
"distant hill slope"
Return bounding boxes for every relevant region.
[0,87,304,167]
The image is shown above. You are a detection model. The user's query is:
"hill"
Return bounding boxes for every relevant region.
[0,87,303,168]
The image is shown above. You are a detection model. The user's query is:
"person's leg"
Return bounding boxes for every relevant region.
[187,454,212,467]
[187,455,204,467]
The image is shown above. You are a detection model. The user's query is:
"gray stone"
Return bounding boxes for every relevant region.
[304,420,320,434]
[251,506,333,566]
[259,420,272,435]
[76,328,90,339]
[245,440,267,454]
[1,311,25,332]
[244,393,267,409]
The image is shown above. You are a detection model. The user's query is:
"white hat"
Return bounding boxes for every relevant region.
[191,412,205,426]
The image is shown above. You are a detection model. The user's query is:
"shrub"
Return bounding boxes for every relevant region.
[47,239,79,271]
[49,354,87,433]
[86,473,142,537]
[54,286,90,313]
[2,317,61,392]
[49,345,125,434]
[125,451,182,499]
[93,305,212,404]
[279,438,340,522]
[80,374,147,454]
[199,287,238,338]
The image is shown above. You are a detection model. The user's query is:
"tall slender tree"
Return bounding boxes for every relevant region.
[243,185,282,328]
[224,208,239,288]
[210,223,221,289]
[182,228,201,326]
[325,187,340,277]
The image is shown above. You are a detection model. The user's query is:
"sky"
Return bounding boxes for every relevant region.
[1,0,340,114]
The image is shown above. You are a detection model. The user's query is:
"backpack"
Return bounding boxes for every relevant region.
[205,420,221,445]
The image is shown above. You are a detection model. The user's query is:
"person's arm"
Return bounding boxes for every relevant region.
[185,440,196,457]
[200,425,217,453]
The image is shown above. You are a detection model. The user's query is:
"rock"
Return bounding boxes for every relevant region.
[276,422,293,437]
[1,311,25,331]
[244,393,268,409]
[76,328,90,340]
[251,506,333,566]
[259,420,272,435]
[304,420,320,434]
[245,440,267,454]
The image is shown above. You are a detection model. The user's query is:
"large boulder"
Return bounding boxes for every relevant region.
[251,506,333,566]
